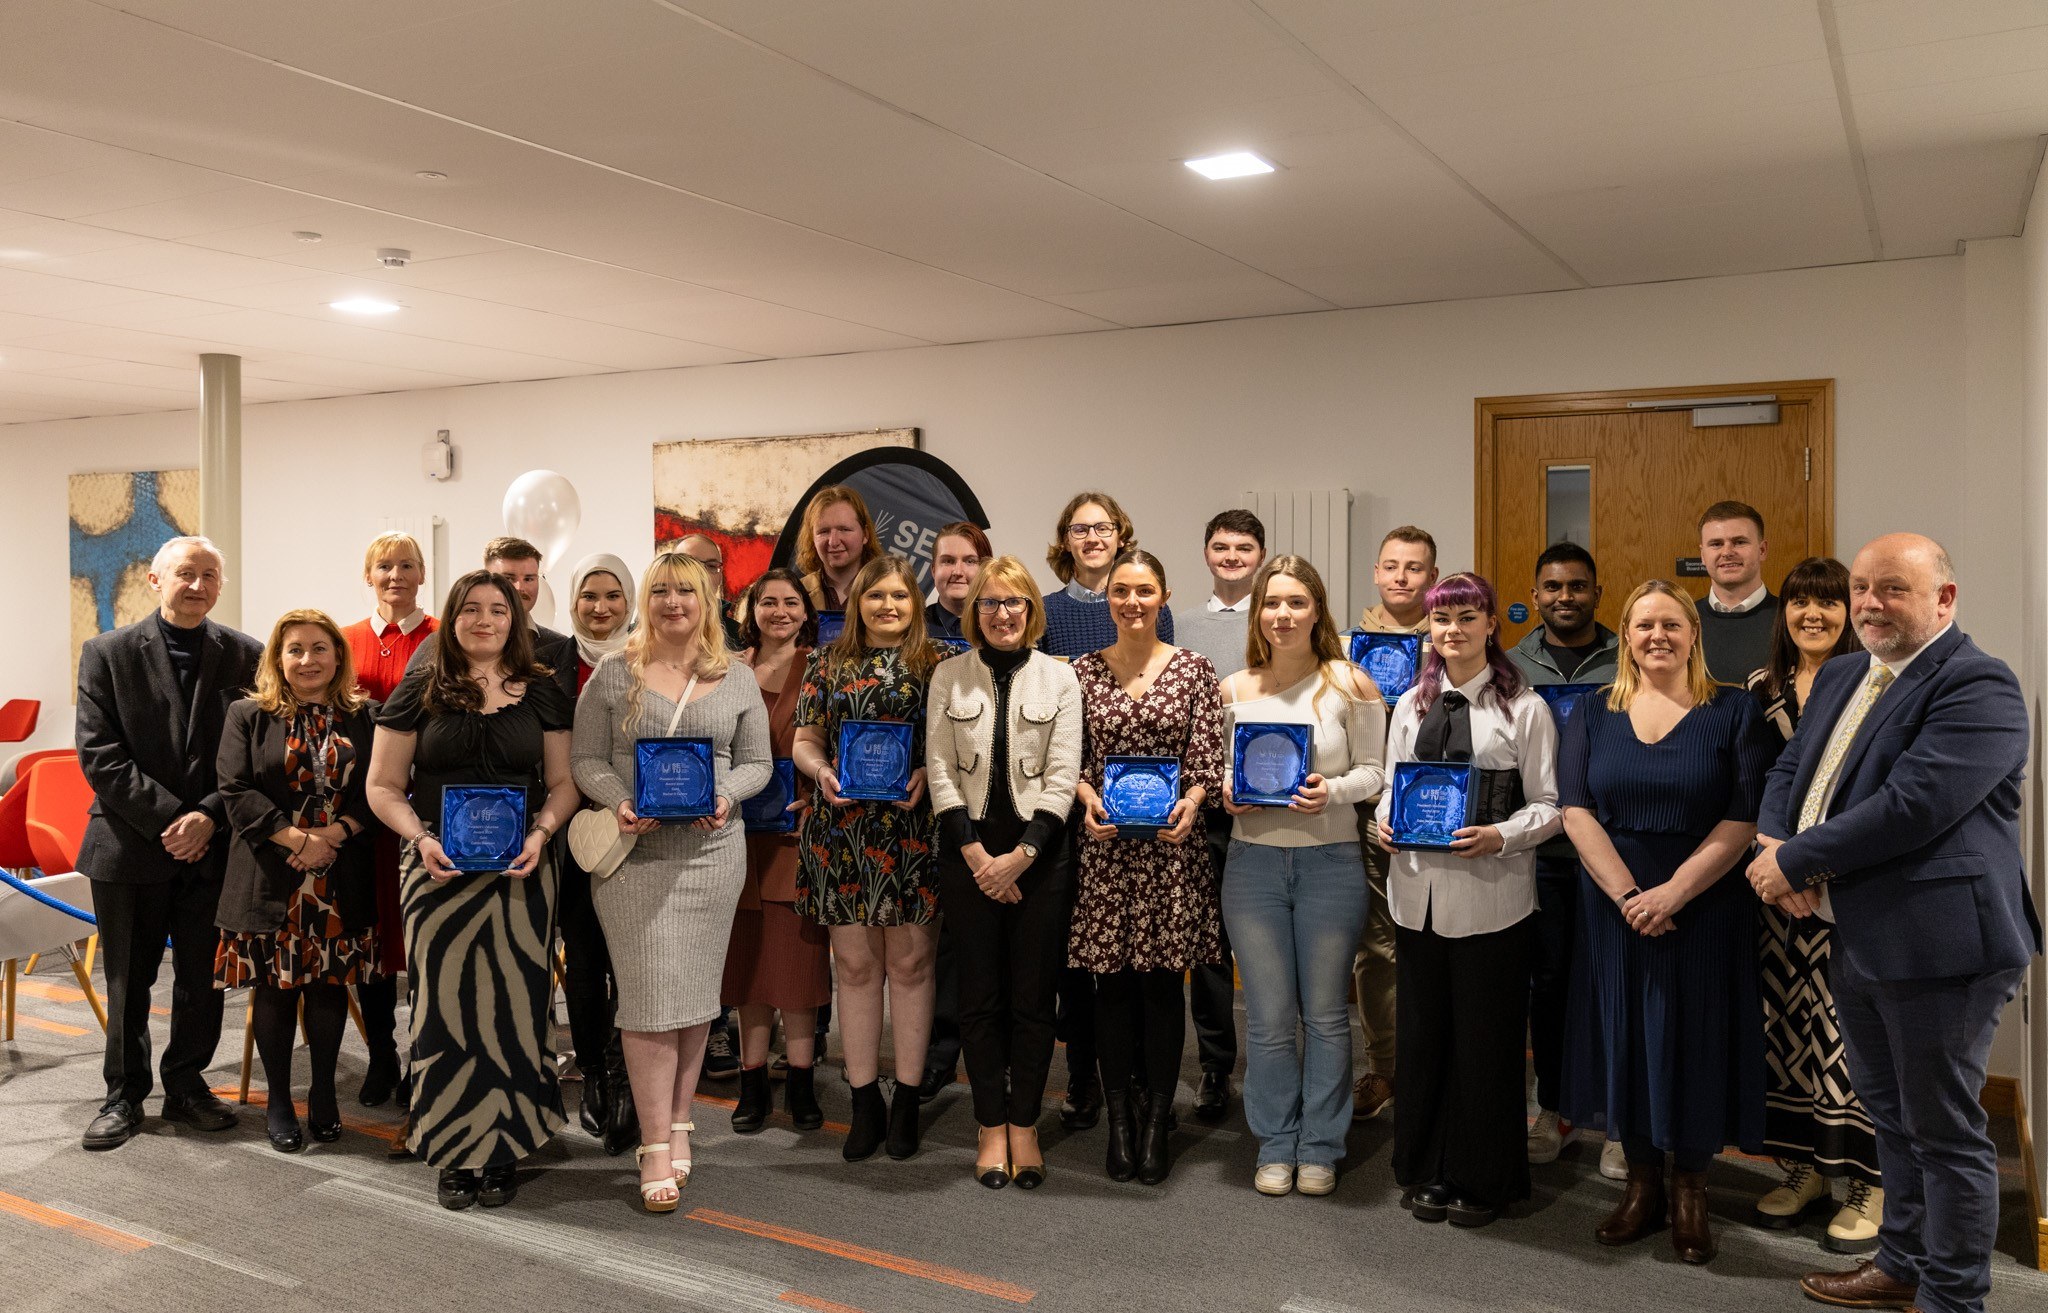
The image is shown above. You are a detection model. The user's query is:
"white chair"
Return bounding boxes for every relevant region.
[0,872,105,1038]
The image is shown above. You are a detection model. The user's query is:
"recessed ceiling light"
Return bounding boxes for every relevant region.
[1184,151,1275,180]
[329,297,402,315]
[416,170,447,180]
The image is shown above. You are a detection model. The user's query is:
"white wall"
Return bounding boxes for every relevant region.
[2019,161,2048,1194]
[2,251,2032,1081]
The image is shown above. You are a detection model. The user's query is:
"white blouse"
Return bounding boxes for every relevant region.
[1221,667,1387,848]
[1374,667,1561,938]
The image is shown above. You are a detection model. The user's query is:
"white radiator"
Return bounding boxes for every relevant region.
[1240,489,1353,623]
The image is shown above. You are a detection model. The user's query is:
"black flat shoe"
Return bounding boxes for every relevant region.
[1012,1163,1046,1190]
[1447,1193,1498,1228]
[1193,1069,1229,1124]
[82,1100,142,1151]
[976,1162,1010,1189]
[358,1053,401,1108]
[267,1120,305,1154]
[308,1119,343,1144]
[1060,1077,1101,1132]
[437,1168,478,1210]
[160,1092,238,1132]
[1408,1184,1450,1223]
[918,1065,955,1105]
[476,1163,518,1208]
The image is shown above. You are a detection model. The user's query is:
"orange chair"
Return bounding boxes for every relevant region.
[0,700,38,745]
[25,756,93,877]
[0,779,34,872]
[3,746,70,794]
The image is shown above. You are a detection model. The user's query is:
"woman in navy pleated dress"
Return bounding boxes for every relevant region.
[1558,580,1780,1266]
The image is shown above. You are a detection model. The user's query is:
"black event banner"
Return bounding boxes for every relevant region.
[771,445,990,596]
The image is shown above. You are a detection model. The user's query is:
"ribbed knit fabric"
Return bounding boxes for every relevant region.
[1040,589,1176,659]
[1697,591,1780,686]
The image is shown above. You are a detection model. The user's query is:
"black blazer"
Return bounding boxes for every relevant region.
[404,623,579,702]
[75,616,265,885]
[214,698,379,935]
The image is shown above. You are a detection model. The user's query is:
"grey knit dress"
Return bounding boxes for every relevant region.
[571,655,771,1031]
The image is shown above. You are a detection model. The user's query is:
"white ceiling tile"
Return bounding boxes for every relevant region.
[25,242,320,296]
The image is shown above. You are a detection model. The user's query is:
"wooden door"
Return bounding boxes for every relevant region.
[1476,380,1833,648]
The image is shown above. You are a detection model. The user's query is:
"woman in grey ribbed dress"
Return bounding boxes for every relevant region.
[571,553,770,1211]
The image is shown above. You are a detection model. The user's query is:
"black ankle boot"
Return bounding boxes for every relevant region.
[732,1065,771,1135]
[579,1063,612,1137]
[844,1081,888,1161]
[886,1078,922,1160]
[786,1063,824,1131]
[1103,1088,1138,1182]
[1137,1100,1175,1185]
[603,1042,638,1157]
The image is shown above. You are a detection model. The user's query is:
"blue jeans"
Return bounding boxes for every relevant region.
[1221,839,1368,1167]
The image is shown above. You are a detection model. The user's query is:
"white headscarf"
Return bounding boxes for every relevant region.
[567,553,636,668]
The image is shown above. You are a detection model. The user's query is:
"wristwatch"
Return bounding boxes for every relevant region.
[1017,842,1040,861]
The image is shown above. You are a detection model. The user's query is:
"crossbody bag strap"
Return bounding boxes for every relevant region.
[665,673,698,735]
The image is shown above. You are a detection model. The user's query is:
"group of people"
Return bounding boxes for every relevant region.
[67,487,2037,1313]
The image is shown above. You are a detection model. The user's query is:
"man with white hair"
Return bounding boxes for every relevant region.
[75,535,263,1150]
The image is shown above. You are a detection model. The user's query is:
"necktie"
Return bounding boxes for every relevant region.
[1414,689,1472,762]
[1797,665,1895,833]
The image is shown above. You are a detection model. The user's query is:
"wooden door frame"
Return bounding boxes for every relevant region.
[1474,378,1835,588]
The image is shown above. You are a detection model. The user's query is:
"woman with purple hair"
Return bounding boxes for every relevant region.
[1374,572,1561,1229]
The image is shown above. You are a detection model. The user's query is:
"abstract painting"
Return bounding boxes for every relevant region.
[653,428,916,597]
[70,469,200,692]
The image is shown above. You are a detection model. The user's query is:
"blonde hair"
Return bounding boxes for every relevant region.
[251,609,366,717]
[1605,580,1718,711]
[960,556,1048,650]
[1045,490,1138,584]
[622,552,731,734]
[361,531,425,579]
[1243,556,1371,712]
[795,485,882,605]
[821,555,939,684]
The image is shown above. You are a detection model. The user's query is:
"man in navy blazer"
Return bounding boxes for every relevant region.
[1747,533,2039,1313]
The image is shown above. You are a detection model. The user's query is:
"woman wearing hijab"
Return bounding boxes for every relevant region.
[561,554,638,1153]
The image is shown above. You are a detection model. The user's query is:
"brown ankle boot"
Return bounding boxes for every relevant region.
[1595,1159,1666,1246]
[1671,1170,1716,1264]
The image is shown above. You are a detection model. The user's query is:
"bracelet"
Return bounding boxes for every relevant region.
[1616,886,1641,906]
[531,821,554,841]
[295,833,309,855]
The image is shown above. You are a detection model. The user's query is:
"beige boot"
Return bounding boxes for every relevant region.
[1824,1180,1883,1254]
[1753,1159,1826,1228]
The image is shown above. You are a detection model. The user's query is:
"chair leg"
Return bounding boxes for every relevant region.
[4,958,15,1042]
[22,952,37,977]
[68,959,108,1032]
[82,935,96,977]
[238,993,256,1104]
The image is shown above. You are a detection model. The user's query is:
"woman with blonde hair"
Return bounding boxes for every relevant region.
[793,554,942,1162]
[795,485,884,622]
[1559,580,1779,1263]
[1219,557,1387,1197]
[571,552,771,1211]
[215,609,381,1153]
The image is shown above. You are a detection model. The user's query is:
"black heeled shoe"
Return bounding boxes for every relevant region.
[1136,1100,1175,1186]
[266,1117,305,1154]
[785,1063,824,1131]
[1103,1088,1137,1183]
[476,1162,518,1208]
[579,1061,612,1137]
[603,1053,638,1157]
[843,1081,888,1161]
[1060,1076,1102,1132]
[437,1168,479,1210]
[307,1115,343,1144]
[732,1065,771,1135]
[885,1078,922,1160]
[358,1052,401,1108]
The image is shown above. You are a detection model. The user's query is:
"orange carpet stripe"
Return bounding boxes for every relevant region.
[208,1087,404,1143]
[779,1293,867,1312]
[13,977,167,1016]
[15,1013,90,1037]
[694,1091,851,1136]
[688,1208,1034,1304]
[0,1191,151,1252]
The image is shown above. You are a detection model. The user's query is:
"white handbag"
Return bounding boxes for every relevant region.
[567,675,694,880]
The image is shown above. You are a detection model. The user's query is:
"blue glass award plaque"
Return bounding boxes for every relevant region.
[635,736,716,819]
[1232,722,1312,806]
[742,758,799,834]
[837,719,914,801]
[1350,632,1422,707]
[1102,756,1179,836]
[815,610,846,644]
[1535,682,1600,727]
[1387,761,1477,850]
[441,785,527,872]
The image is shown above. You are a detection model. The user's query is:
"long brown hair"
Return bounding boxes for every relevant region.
[794,485,882,606]
[251,609,366,717]
[820,554,939,684]
[1045,490,1138,584]
[741,567,818,651]
[421,570,551,714]
[1243,556,1365,712]
[1606,580,1717,711]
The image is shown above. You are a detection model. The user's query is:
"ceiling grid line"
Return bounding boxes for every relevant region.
[1817,0,1885,262]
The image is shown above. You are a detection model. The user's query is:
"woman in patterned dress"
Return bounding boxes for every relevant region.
[215,609,381,1153]
[1071,549,1225,1186]
[366,571,581,1211]
[792,554,941,1162]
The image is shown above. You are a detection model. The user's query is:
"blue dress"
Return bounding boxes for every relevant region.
[1557,685,1780,1157]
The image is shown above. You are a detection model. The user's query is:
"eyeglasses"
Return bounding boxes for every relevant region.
[975,597,1030,615]
[1065,522,1117,540]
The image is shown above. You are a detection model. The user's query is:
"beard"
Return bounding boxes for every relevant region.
[1857,612,1920,660]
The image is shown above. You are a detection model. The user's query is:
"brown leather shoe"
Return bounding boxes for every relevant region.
[1798,1261,1919,1309]
[1351,1073,1394,1121]
[1671,1169,1716,1263]
[1595,1158,1666,1245]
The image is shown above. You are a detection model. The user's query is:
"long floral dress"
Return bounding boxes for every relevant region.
[794,645,938,926]
[1069,647,1226,972]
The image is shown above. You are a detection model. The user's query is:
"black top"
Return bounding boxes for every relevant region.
[1542,634,1603,676]
[938,644,1063,857]
[403,623,580,704]
[925,600,966,641]
[156,613,207,702]
[376,666,574,826]
[215,698,379,933]
[1697,591,1781,686]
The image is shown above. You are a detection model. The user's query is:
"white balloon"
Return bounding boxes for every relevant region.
[502,470,582,568]
[531,577,557,630]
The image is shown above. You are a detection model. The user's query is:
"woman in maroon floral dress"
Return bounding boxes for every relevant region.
[1071,549,1225,1187]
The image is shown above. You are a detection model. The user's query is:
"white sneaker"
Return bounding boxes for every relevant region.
[1527,1109,1570,1164]
[1599,1137,1629,1181]
[1254,1163,1295,1196]
[1296,1164,1336,1196]
[1754,1160,1826,1228]
[1824,1181,1883,1254]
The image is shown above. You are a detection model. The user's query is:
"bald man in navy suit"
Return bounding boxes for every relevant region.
[1748,534,2039,1313]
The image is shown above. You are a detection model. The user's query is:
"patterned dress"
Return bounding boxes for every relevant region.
[214,705,381,989]
[1069,647,1226,973]
[794,646,938,927]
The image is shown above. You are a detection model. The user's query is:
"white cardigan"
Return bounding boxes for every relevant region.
[925,648,1083,824]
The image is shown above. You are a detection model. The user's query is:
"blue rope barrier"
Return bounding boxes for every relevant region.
[0,867,98,927]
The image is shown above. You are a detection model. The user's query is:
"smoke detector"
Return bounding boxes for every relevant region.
[375,248,412,268]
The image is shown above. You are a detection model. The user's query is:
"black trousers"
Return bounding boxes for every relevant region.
[1391,913,1533,1208]
[1094,968,1187,1098]
[1054,816,1095,1094]
[1189,811,1239,1075]
[923,909,962,1080]
[1527,857,1578,1113]
[941,843,1072,1126]
[554,854,618,1072]
[92,870,226,1106]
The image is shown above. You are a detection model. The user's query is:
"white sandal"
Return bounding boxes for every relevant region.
[635,1142,679,1213]
[671,1122,695,1186]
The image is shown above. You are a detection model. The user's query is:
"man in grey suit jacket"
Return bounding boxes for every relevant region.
[1748,534,2039,1313]
[75,536,264,1149]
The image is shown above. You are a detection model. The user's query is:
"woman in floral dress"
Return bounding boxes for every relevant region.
[793,554,940,1163]
[1071,550,1225,1186]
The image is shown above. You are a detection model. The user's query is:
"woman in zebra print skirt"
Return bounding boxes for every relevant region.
[368,570,581,1211]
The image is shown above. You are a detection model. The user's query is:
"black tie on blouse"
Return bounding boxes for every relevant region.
[1414,688,1472,762]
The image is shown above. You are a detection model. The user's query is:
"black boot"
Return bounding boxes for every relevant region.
[579,1061,612,1137]
[1103,1089,1138,1182]
[732,1065,771,1135]
[885,1078,922,1160]
[843,1081,888,1161]
[603,1037,638,1157]
[1136,1100,1175,1185]
[786,1063,824,1131]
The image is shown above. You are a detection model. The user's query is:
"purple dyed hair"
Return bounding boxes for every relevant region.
[1412,572,1525,714]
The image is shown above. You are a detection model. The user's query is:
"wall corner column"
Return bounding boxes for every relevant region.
[198,352,242,629]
